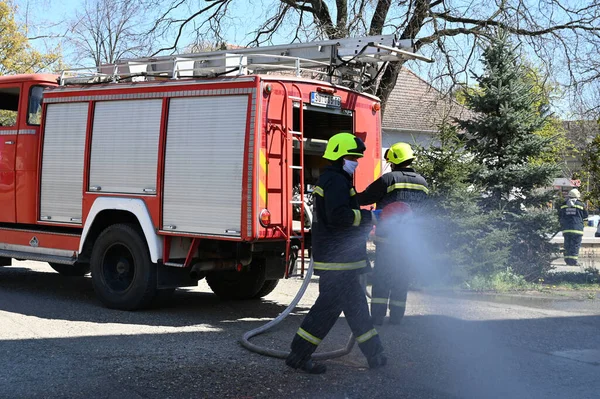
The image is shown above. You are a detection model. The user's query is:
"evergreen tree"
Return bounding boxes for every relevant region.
[457,32,560,279]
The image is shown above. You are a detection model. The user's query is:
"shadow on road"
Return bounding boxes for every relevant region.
[0,311,598,399]
[0,265,310,327]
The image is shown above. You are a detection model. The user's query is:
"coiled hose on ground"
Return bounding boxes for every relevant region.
[240,258,358,360]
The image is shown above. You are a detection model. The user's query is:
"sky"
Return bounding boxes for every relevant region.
[13,0,582,118]
[16,0,288,65]
[13,0,467,99]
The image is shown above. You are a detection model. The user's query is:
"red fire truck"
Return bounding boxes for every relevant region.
[0,35,428,309]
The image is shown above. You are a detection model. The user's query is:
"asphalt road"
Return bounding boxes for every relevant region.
[0,261,599,399]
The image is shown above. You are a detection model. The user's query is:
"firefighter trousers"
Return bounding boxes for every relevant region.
[563,232,583,266]
[371,243,409,323]
[287,270,383,366]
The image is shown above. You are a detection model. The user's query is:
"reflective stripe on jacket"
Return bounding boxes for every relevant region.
[558,198,588,233]
[356,168,428,237]
[311,165,373,274]
[356,168,428,211]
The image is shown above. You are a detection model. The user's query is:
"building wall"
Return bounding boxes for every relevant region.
[378,128,441,173]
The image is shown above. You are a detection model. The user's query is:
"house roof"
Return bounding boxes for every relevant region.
[383,67,471,132]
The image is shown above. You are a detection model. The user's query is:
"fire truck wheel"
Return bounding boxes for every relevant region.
[206,261,266,300]
[253,279,279,298]
[90,223,157,310]
[48,262,91,276]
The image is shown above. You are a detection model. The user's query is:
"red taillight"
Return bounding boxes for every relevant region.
[259,209,271,227]
[372,102,381,112]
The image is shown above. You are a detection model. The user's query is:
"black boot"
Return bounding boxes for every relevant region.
[286,354,327,374]
[299,359,327,374]
[367,353,387,369]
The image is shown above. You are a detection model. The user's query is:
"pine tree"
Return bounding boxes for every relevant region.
[414,124,512,284]
[457,31,560,279]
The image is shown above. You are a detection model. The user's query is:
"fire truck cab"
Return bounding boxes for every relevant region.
[0,35,429,310]
[0,74,56,224]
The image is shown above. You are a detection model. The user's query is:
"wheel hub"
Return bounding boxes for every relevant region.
[116,259,130,275]
[102,244,135,292]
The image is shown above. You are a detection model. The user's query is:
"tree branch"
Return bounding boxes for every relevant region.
[416,26,487,49]
[347,0,367,34]
[434,12,600,35]
[400,0,432,39]
[249,4,292,46]
[307,0,336,37]
[336,0,348,36]
[280,0,313,13]
[151,0,230,55]
[369,0,391,35]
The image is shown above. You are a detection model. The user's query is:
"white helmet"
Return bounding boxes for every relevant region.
[568,189,581,199]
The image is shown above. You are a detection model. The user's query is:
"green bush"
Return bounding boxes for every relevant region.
[464,268,531,292]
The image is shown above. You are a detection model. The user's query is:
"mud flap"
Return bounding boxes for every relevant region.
[157,263,198,289]
[265,255,286,280]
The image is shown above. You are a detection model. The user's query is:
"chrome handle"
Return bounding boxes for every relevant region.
[143,188,156,193]
[70,218,82,223]
[90,186,101,191]
[164,225,176,230]
[40,216,52,220]
[4,141,14,145]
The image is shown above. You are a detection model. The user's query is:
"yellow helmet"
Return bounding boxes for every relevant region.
[323,132,366,161]
[385,142,414,165]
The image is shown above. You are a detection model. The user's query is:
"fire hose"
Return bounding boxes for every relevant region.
[240,257,358,359]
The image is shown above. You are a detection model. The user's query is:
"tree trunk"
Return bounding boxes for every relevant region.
[376,61,406,119]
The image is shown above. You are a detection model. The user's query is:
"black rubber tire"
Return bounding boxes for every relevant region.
[48,262,91,276]
[253,279,279,298]
[90,223,157,310]
[206,261,266,300]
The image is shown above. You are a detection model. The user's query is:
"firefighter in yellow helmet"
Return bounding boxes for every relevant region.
[357,142,429,325]
[285,132,386,374]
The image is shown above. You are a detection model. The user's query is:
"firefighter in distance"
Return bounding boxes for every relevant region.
[357,142,428,326]
[558,189,588,266]
[285,132,386,374]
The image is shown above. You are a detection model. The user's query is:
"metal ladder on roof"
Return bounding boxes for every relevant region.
[58,34,433,89]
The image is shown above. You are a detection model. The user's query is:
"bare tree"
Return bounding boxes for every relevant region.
[147,0,600,116]
[68,0,156,67]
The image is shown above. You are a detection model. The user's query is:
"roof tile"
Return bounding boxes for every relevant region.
[383,67,471,131]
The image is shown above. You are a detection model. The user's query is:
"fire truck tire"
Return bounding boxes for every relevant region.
[253,279,279,298]
[206,261,266,300]
[90,223,157,310]
[48,262,91,276]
